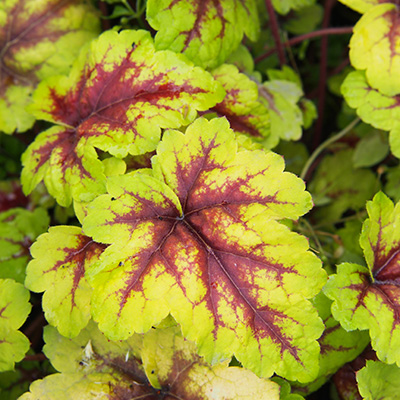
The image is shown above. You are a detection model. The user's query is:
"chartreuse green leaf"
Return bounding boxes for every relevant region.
[324,192,400,365]
[0,207,49,283]
[308,148,376,223]
[25,226,106,337]
[357,360,400,399]
[21,29,225,207]
[338,0,379,14]
[0,279,31,371]
[348,1,400,96]
[146,0,260,69]
[291,293,369,395]
[211,64,270,140]
[20,321,279,400]
[342,70,400,157]
[83,117,326,382]
[0,0,100,134]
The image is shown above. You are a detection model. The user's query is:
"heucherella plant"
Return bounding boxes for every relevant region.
[5,0,400,398]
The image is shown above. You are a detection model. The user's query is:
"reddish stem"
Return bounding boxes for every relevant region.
[255,26,353,63]
[23,353,48,362]
[98,1,111,31]
[313,0,337,149]
[264,0,286,66]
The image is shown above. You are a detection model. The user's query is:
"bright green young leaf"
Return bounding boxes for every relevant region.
[146,0,260,69]
[21,29,225,207]
[357,360,400,399]
[25,226,106,337]
[349,2,400,96]
[324,192,400,365]
[0,207,49,283]
[341,70,400,157]
[83,117,326,382]
[272,0,316,15]
[0,0,100,134]
[211,64,270,141]
[21,321,279,400]
[308,148,377,223]
[291,292,370,395]
[0,279,31,371]
[259,80,305,149]
[338,0,380,14]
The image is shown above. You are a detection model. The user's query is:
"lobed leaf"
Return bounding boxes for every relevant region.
[0,0,100,134]
[349,2,400,96]
[21,29,225,207]
[0,207,49,283]
[21,321,279,400]
[146,0,260,69]
[83,117,326,382]
[25,226,106,337]
[0,279,31,371]
[324,192,400,365]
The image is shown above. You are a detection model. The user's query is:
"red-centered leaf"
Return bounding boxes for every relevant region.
[25,226,107,337]
[21,29,225,207]
[0,0,100,134]
[83,117,326,382]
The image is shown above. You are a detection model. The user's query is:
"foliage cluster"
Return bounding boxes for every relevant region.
[2,0,400,399]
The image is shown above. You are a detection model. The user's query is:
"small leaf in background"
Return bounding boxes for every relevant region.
[0,0,100,134]
[20,322,280,400]
[283,4,324,35]
[211,64,270,141]
[0,207,49,283]
[357,360,400,399]
[25,226,106,337]
[353,129,389,168]
[0,279,31,371]
[274,141,309,176]
[384,164,400,203]
[308,148,377,223]
[349,2,400,96]
[272,0,316,15]
[324,192,400,365]
[83,117,326,382]
[146,0,260,69]
[21,29,225,207]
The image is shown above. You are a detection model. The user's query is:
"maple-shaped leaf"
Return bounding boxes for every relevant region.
[146,0,260,69]
[0,208,49,283]
[25,226,106,337]
[290,293,370,395]
[308,148,376,223]
[0,0,100,134]
[341,70,400,157]
[21,29,225,207]
[211,64,270,140]
[348,2,400,96]
[357,360,400,399]
[82,117,326,382]
[0,279,31,371]
[272,0,316,16]
[324,192,400,365]
[21,321,279,400]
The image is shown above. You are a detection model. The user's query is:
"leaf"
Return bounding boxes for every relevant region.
[384,164,400,202]
[0,279,31,371]
[83,117,326,382]
[0,0,100,134]
[357,360,400,399]
[25,226,106,337]
[21,29,225,207]
[211,64,270,140]
[308,148,377,223]
[353,129,389,168]
[324,192,400,365]
[283,4,324,35]
[349,2,400,96]
[338,0,380,14]
[0,208,49,283]
[341,70,400,157]
[20,322,279,400]
[272,0,316,16]
[146,0,260,69]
